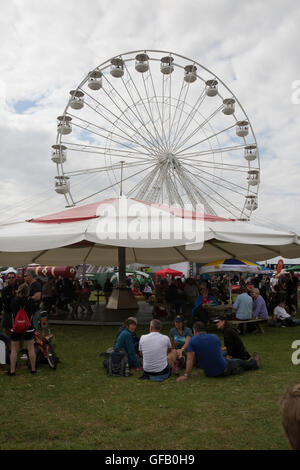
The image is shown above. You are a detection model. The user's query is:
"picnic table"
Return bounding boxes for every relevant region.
[202,304,235,320]
[228,318,270,334]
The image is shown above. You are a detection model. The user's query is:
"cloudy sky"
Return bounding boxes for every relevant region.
[1,0,300,245]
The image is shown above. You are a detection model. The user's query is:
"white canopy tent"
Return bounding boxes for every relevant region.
[0,197,299,266]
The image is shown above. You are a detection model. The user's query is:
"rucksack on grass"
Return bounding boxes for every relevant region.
[103,349,130,377]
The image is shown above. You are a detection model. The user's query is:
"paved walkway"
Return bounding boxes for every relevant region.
[48,300,154,326]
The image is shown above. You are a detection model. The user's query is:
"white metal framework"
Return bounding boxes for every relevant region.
[53,50,260,219]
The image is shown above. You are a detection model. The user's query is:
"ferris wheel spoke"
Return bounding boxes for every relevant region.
[177,123,237,156]
[182,161,253,194]
[68,117,156,159]
[168,80,191,149]
[82,91,160,153]
[62,141,153,162]
[121,63,166,152]
[68,111,156,157]
[141,73,167,150]
[147,66,169,152]
[173,168,217,214]
[102,73,162,153]
[171,87,206,151]
[64,160,149,177]
[184,166,244,217]
[177,143,247,160]
[173,104,224,154]
[166,172,185,206]
[181,159,253,173]
[131,165,162,200]
[74,161,158,205]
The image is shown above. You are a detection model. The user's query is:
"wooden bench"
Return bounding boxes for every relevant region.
[228,318,269,334]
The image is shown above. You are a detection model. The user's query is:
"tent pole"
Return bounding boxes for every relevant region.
[118,246,127,288]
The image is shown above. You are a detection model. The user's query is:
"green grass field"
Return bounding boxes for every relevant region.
[1,321,300,450]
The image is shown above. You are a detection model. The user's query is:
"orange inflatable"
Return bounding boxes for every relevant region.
[277,259,284,274]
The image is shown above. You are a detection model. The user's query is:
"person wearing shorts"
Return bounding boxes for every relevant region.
[6,283,37,376]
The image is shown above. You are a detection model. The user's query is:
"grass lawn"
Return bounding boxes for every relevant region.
[1,322,300,450]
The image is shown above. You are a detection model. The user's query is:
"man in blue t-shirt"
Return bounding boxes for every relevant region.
[177,321,261,381]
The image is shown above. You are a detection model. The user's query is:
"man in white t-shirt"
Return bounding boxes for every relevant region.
[273,302,300,326]
[139,319,177,381]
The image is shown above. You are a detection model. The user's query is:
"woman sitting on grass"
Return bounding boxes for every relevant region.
[114,317,141,369]
[169,315,193,374]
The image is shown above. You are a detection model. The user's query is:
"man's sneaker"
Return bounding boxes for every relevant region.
[20,354,28,360]
[252,352,261,369]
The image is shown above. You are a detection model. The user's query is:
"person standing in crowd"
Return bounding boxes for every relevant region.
[286,272,298,312]
[6,283,37,375]
[2,271,19,334]
[214,316,251,360]
[24,270,42,311]
[250,288,269,319]
[165,279,186,316]
[177,322,260,381]
[184,278,200,307]
[103,277,113,305]
[42,276,57,316]
[138,319,177,381]
[143,282,153,300]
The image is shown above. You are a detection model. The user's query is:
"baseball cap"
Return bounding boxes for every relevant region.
[213,316,226,323]
[174,315,184,323]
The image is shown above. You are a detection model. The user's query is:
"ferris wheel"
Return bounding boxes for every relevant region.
[52,50,260,219]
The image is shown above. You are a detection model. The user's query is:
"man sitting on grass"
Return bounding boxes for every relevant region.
[213,316,251,360]
[177,321,261,381]
[138,319,177,381]
[273,302,300,327]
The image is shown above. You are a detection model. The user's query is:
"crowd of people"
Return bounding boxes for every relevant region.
[153,271,300,329]
[111,315,261,382]
[1,267,300,449]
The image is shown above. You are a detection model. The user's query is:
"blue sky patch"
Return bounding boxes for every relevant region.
[12,99,38,114]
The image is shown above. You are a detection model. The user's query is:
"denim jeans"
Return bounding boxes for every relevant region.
[226,357,258,373]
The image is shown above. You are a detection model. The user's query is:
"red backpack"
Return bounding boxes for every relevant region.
[12,308,30,334]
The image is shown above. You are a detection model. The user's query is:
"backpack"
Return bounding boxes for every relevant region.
[103,349,129,377]
[12,308,30,334]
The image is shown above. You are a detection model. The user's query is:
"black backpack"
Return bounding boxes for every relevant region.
[103,349,130,377]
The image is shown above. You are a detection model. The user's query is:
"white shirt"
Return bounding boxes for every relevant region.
[273,305,290,320]
[0,278,3,291]
[139,332,171,373]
